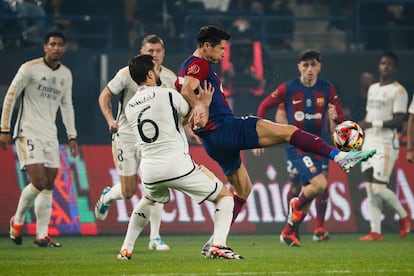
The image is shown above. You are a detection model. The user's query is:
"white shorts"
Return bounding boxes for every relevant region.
[361,136,399,183]
[15,137,59,170]
[143,165,223,204]
[112,138,141,176]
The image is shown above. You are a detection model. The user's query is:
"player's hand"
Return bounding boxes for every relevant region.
[252,148,264,156]
[407,150,414,163]
[328,103,338,122]
[69,139,79,158]
[190,103,209,129]
[197,80,214,108]
[184,123,202,144]
[0,133,11,151]
[108,120,119,134]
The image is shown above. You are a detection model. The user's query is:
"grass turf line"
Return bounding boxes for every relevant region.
[0,233,412,275]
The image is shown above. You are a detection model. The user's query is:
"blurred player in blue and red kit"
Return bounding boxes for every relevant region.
[256,49,345,246]
[175,26,375,252]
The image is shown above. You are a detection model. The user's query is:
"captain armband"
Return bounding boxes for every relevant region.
[0,127,11,134]
[68,135,77,142]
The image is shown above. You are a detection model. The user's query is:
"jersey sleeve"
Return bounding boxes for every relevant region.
[107,67,129,95]
[0,64,30,133]
[393,83,408,114]
[172,89,190,117]
[59,69,77,139]
[257,84,286,118]
[328,83,345,123]
[186,58,209,83]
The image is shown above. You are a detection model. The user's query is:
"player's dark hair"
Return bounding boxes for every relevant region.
[128,54,155,85]
[197,25,231,48]
[44,31,66,44]
[141,34,165,48]
[380,51,399,66]
[299,49,321,62]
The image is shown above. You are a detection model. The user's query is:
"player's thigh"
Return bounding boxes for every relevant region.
[112,140,139,176]
[15,137,59,170]
[256,119,298,147]
[169,165,224,204]
[143,183,171,204]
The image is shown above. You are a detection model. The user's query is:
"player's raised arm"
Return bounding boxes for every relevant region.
[181,75,209,128]
[98,86,118,133]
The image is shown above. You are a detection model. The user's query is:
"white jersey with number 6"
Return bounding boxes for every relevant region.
[125,85,192,184]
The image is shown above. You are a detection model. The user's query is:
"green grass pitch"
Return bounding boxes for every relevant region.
[0,233,412,275]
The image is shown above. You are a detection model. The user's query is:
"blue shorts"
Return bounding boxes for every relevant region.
[197,116,260,175]
[287,154,329,186]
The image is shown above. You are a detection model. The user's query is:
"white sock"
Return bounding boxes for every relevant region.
[149,202,164,240]
[103,182,124,205]
[34,189,53,239]
[14,183,40,224]
[120,197,153,253]
[212,196,234,246]
[377,186,408,218]
[366,183,383,234]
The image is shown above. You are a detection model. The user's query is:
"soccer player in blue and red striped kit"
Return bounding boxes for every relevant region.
[257,49,346,246]
[175,25,376,252]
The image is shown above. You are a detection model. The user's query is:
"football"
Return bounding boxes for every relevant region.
[332,120,364,151]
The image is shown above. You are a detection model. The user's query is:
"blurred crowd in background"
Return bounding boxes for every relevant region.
[1,0,414,53]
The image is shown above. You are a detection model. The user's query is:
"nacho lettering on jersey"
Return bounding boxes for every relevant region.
[176,55,233,132]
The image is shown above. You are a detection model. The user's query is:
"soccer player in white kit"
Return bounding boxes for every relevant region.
[0,31,79,247]
[95,35,179,250]
[359,51,411,241]
[116,54,241,260]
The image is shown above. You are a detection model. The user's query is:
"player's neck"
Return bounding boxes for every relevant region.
[379,78,394,86]
[193,49,205,60]
[43,57,60,70]
[301,78,316,87]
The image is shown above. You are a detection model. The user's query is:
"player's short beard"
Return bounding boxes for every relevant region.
[156,78,162,86]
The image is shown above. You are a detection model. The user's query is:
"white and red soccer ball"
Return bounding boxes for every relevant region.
[332,120,364,151]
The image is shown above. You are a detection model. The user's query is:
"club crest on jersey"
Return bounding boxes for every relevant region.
[317,97,325,106]
[60,78,65,87]
[187,64,200,75]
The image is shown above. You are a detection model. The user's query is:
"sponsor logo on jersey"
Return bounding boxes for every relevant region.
[294,111,322,121]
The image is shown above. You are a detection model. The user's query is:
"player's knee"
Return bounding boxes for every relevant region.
[123,188,137,199]
[31,177,50,190]
[45,182,55,190]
